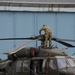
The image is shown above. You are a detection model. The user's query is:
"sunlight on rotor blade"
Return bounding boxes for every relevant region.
[8,40,36,55]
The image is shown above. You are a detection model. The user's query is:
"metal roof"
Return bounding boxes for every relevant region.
[0,0,75,4]
[0,0,75,8]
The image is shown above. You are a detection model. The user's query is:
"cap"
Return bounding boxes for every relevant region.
[43,25,45,26]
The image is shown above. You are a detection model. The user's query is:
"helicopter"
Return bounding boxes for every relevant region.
[0,34,75,75]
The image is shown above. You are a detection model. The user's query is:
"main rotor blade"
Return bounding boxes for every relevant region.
[0,35,44,40]
[1,35,75,47]
[0,38,35,40]
[54,38,75,42]
[52,38,75,47]
[8,40,36,55]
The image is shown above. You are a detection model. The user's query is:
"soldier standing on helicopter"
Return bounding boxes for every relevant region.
[39,25,52,47]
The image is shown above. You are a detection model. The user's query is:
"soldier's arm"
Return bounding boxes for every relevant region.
[39,29,42,35]
[39,27,45,34]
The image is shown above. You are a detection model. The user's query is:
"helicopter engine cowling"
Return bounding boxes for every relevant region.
[8,47,37,60]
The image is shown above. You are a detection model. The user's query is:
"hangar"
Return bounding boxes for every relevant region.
[0,0,75,59]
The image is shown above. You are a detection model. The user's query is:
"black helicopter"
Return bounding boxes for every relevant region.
[0,34,75,75]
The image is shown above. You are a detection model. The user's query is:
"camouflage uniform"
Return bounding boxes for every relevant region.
[39,25,52,47]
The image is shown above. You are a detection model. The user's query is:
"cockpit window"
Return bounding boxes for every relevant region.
[49,60,57,69]
[57,58,75,69]
[67,59,75,67]
[16,60,22,72]
[57,59,70,69]
[23,60,29,72]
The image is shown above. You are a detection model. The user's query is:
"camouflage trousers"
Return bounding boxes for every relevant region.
[45,32,52,47]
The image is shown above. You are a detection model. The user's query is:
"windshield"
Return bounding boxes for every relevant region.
[57,58,75,69]
[67,59,75,67]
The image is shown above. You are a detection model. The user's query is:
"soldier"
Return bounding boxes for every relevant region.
[39,25,52,47]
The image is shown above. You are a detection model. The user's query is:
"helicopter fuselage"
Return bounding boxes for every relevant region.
[0,56,75,75]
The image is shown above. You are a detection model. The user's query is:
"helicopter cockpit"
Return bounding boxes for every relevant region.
[56,56,75,69]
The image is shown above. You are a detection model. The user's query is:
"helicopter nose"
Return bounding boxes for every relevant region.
[59,68,75,75]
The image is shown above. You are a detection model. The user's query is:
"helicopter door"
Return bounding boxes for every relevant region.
[30,60,38,75]
[22,60,30,75]
[42,59,58,75]
[48,59,58,75]
[30,59,43,75]
[16,60,30,75]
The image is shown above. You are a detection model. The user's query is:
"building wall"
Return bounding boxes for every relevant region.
[0,11,75,59]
